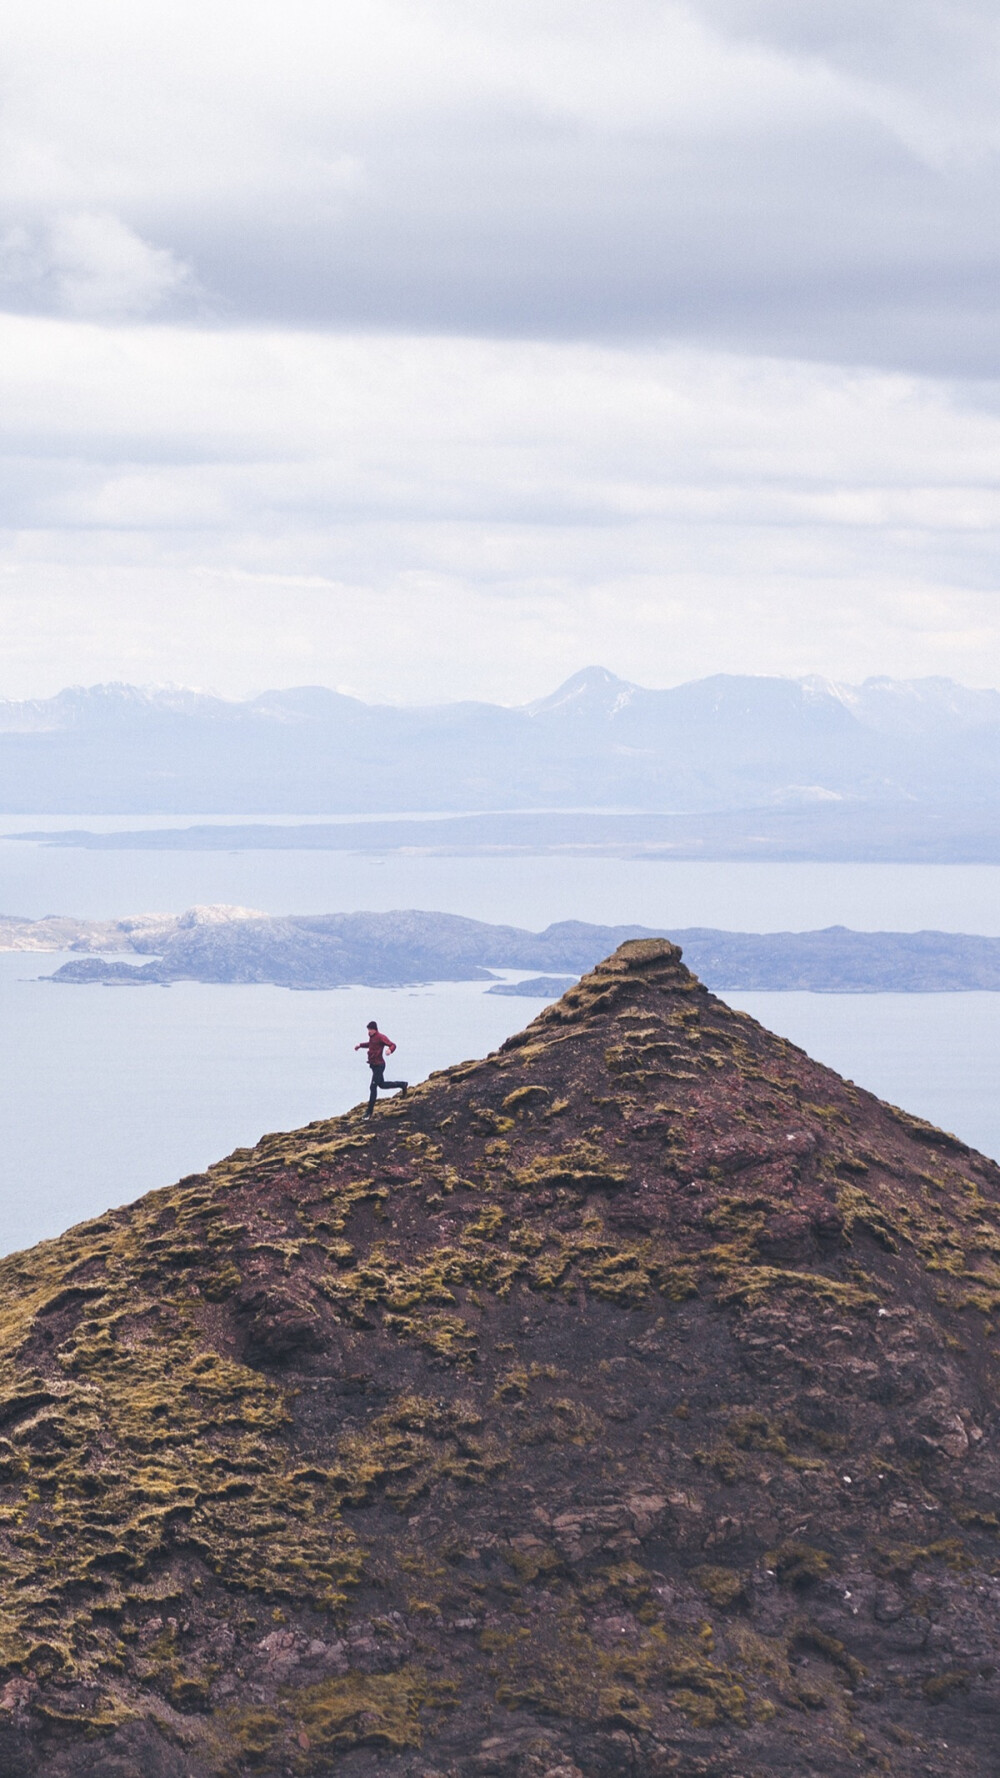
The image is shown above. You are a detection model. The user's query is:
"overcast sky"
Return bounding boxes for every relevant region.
[2,0,999,701]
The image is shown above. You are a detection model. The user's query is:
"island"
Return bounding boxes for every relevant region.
[3,904,1000,991]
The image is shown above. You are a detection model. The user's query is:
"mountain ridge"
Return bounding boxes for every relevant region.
[2,941,1000,1773]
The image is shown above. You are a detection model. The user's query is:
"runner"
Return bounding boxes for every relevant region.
[355,1022,408,1118]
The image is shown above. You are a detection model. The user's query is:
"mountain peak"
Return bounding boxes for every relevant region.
[3,943,1000,1773]
[175,902,267,927]
[524,664,638,718]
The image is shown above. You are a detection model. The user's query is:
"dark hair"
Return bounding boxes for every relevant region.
[367,1021,377,1029]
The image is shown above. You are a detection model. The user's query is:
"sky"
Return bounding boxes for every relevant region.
[2,0,1000,703]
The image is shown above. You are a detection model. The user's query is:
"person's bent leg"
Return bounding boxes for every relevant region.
[383,1079,408,1095]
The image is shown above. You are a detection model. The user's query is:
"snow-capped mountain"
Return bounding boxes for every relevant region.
[0,668,997,814]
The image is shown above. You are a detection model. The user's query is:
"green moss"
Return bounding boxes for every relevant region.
[34,1689,137,1736]
[466,1203,505,1239]
[712,1261,877,1312]
[332,1393,507,1511]
[652,1263,699,1301]
[873,1537,969,1578]
[502,1086,552,1115]
[692,1565,745,1609]
[469,1107,515,1137]
[767,1541,832,1587]
[792,1626,864,1685]
[484,1592,750,1734]
[584,1251,651,1306]
[383,1309,479,1364]
[835,1185,900,1252]
[516,1398,603,1447]
[956,1508,1000,1532]
[167,1668,215,1711]
[223,1704,284,1767]
[505,1539,562,1582]
[728,1411,790,1457]
[693,1444,747,1485]
[494,1362,560,1402]
[511,1142,629,1195]
[0,1195,370,1689]
[922,1668,971,1703]
[286,1668,427,1763]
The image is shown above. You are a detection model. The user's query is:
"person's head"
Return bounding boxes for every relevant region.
[367,1021,378,1031]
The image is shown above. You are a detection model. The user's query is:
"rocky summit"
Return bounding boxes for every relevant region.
[3,943,1000,1777]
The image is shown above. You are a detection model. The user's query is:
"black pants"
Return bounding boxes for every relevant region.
[368,1063,406,1112]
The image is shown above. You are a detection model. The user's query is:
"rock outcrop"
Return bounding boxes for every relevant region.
[2,939,1000,1775]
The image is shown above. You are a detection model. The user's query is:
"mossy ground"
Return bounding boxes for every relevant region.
[1,939,1000,1775]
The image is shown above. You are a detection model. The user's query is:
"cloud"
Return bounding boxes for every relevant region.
[0,315,998,700]
[0,4,998,703]
[0,211,194,320]
[48,212,192,319]
[0,2,998,368]
[0,204,195,323]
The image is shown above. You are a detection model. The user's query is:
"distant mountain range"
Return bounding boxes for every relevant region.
[9,904,999,991]
[2,667,999,816]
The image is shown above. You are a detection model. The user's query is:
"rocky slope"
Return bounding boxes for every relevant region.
[3,940,1000,1775]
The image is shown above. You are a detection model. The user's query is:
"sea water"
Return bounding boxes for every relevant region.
[2,818,1000,932]
[0,955,533,1255]
[1,827,998,1256]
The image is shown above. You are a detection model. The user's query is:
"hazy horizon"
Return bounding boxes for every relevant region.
[3,663,1000,709]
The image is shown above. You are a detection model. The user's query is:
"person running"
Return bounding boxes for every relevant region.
[356,1021,408,1118]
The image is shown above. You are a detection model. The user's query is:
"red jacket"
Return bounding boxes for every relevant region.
[362,1030,395,1066]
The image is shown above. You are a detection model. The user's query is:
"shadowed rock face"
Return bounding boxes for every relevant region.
[3,939,1000,1776]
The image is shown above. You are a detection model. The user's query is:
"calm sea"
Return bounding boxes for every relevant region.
[1,824,998,1256]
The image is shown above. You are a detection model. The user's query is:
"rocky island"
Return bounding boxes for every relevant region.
[2,939,1000,1775]
[3,904,1000,991]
